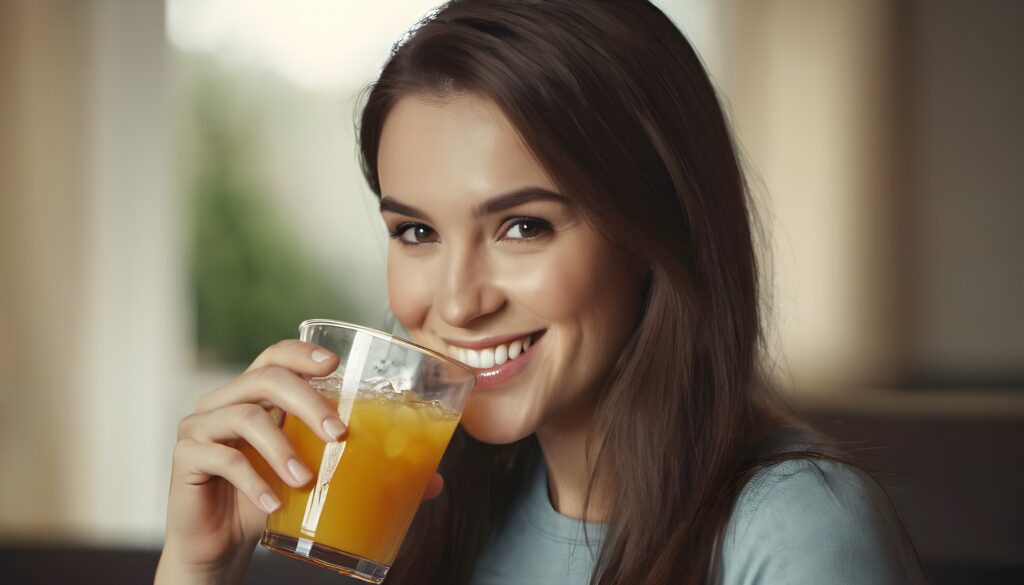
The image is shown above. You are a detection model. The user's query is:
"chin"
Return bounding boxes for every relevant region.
[458,396,538,445]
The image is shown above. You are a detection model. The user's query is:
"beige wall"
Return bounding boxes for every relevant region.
[0,0,91,540]
[0,0,185,545]
[717,0,904,394]
[717,0,1024,394]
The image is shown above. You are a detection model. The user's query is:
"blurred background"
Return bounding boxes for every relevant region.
[1,0,1021,583]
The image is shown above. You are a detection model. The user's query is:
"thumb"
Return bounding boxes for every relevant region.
[422,473,444,500]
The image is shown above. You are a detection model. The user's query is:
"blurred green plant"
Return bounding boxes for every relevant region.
[185,57,357,366]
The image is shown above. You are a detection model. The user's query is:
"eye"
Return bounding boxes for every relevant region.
[390,223,439,245]
[501,217,553,241]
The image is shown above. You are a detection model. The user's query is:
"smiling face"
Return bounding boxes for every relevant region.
[377,94,646,444]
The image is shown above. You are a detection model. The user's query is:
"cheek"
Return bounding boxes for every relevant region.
[386,251,432,333]
[504,239,638,330]
[534,239,644,394]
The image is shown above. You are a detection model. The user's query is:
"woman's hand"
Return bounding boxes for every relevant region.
[155,340,346,584]
[154,339,447,585]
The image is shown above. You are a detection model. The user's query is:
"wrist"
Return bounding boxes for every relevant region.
[155,540,253,585]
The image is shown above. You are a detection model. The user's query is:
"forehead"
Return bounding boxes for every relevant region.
[377,94,556,205]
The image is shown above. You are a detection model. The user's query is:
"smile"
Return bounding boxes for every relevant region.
[442,329,546,389]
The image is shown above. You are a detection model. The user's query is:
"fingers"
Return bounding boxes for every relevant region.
[423,473,444,501]
[196,364,347,444]
[173,438,282,514]
[179,404,314,488]
[246,339,340,377]
[175,339,347,508]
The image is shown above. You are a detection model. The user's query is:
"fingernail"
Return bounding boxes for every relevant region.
[260,492,280,514]
[322,417,347,441]
[287,458,312,484]
[311,349,333,363]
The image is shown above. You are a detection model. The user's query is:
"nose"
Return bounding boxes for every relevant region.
[436,247,505,328]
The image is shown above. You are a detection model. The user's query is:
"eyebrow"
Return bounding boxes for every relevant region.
[379,187,570,220]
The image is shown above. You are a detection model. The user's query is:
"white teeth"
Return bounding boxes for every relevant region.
[480,347,495,368]
[447,332,539,368]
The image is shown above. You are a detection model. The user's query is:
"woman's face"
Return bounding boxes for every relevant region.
[377,94,645,444]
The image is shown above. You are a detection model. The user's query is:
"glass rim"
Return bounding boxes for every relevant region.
[298,318,475,380]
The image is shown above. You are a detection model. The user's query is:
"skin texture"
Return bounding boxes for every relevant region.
[378,94,647,519]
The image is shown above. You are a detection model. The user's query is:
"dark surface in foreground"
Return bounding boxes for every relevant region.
[0,545,360,585]
[0,544,1021,584]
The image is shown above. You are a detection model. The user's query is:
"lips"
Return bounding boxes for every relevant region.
[442,330,545,389]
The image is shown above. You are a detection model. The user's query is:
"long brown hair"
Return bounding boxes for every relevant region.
[358,1,783,583]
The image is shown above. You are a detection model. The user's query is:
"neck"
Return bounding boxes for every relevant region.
[534,398,610,522]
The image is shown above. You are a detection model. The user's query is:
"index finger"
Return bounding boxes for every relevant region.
[246,339,340,378]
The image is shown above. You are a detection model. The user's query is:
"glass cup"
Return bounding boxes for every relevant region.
[259,319,475,583]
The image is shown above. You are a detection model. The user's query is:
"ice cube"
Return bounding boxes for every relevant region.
[392,402,420,428]
[384,430,410,458]
[422,400,448,420]
[310,374,343,393]
[359,376,397,395]
[359,376,393,392]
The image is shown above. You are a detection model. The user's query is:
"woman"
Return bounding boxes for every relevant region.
[156,1,927,583]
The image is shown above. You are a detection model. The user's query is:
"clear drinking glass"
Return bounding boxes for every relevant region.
[259,319,474,583]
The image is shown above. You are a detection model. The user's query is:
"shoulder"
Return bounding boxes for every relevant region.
[719,457,927,585]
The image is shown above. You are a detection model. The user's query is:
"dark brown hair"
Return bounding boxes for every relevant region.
[358,1,785,583]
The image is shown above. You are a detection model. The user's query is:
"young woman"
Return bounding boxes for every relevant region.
[156,1,927,583]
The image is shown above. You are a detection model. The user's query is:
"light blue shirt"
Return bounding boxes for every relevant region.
[469,428,927,584]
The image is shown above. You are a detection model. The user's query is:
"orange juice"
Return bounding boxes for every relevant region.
[266,394,459,565]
